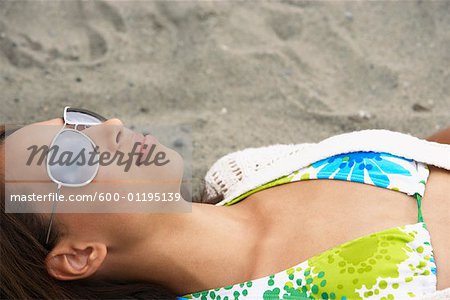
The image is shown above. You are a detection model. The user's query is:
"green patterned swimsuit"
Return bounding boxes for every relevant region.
[179,152,437,300]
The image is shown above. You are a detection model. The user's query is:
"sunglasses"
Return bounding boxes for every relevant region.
[45,107,107,244]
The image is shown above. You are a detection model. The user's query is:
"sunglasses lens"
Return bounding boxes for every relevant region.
[48,131,99,185]
[65,111,103,125]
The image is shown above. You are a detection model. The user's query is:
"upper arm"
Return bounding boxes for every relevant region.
[425,126,450,145]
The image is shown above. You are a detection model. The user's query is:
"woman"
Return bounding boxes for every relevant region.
[1,108,449,300]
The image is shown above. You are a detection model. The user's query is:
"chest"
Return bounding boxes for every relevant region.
[236,179,419,279]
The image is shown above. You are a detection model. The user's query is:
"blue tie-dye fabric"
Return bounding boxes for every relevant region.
[311,152,412,188]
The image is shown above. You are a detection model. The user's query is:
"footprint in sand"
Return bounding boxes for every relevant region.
[0,0,125,68]
[266,8,303,41]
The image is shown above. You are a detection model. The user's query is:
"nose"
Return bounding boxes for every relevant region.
[80,117,124,152]
[104,118,123,126]
[103,118,124,146]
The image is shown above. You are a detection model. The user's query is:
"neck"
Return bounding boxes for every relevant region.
[103,201,257,295]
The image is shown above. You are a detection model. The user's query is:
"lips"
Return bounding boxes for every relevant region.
[137,134,158,165]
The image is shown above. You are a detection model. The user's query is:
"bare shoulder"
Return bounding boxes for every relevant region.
[425,126,450,144]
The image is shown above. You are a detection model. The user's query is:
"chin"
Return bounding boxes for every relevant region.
[171,150,185,180]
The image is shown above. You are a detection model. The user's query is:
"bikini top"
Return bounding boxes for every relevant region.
[179,151,437,300]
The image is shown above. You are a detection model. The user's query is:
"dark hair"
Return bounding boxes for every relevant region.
[0,125,176,299]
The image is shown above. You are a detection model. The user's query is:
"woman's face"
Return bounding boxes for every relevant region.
[4,118,186,280]
[5,116,186,241]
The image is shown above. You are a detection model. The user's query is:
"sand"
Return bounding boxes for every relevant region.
[1,1,449,200]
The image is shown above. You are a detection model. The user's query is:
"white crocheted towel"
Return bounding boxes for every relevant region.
[204,129,450,205]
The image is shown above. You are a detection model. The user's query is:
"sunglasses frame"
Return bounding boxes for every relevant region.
[63,107,107,126]
[45,106,106,244]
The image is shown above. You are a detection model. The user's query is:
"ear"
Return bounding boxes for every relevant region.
[45,241,107,281]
